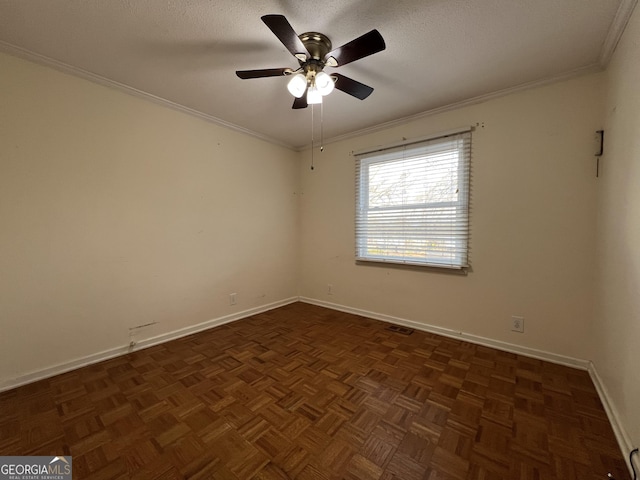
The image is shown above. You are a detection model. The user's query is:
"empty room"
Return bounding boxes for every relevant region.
[1,1,639,479]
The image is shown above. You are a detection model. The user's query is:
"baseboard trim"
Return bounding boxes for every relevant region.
[300,297,590,370]
[2,296,635,476]
[0,297,298,393]
[301,297,640,474]
[589,362,638,477]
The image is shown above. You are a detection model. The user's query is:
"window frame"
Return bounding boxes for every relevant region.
[355,130,471,270]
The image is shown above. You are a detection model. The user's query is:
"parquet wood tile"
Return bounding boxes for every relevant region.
[0,302,630,479]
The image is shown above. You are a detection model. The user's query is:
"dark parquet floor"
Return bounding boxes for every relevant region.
[0,302,629,479]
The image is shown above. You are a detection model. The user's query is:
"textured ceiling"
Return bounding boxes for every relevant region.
[0,0,635,149]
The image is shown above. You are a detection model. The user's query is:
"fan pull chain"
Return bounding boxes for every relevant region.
[310,104,315,170]
[320,102,324,152]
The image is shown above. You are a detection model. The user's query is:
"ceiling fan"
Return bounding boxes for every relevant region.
[236,15,386,109]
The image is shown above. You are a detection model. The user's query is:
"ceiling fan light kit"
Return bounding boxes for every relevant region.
[287,73,307,98]
[315,71,334,96]
[236,14,386,109]
[307,85,322,105]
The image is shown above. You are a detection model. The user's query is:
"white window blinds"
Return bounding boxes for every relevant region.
[355,130,471,269]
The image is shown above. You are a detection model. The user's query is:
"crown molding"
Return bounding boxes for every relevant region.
[1,22,620,156]
[599,0,638,67]
[299,63,602,151]
[0,41,297,151]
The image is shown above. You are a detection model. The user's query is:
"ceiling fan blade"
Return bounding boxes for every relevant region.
[325,29,385,67]
[333,73,374,100]
[292,93,308,109]
[236,68,292,79]
[261,14,309,59]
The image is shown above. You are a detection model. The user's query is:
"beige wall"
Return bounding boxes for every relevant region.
[0,52,299,387]
[299,73,603,361]
[596,4,640,454]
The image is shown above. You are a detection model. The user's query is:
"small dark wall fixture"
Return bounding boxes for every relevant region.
[595,129,604,177]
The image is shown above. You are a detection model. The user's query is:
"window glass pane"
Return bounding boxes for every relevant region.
[368,150,460,208]
[363,205,461,262]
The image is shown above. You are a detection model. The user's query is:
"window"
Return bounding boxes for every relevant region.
[355,130,471,269]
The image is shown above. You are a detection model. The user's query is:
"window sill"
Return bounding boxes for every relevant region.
[355,258,469,275]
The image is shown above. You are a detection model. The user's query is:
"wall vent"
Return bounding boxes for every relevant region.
[386,325,414,335]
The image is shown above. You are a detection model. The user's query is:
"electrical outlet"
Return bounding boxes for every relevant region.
[511,315,524,333]
[229,293,237,305]
[327,284,333,295]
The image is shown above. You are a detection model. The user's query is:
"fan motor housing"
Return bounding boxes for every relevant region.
[299,32,332,61]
